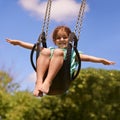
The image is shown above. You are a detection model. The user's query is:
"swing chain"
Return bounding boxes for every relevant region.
[41,0,52,41]
[74,0,86,40]
[41,0,86,42]
[39,0,86,44]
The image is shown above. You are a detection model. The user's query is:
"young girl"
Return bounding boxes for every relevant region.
[6,25,115,97]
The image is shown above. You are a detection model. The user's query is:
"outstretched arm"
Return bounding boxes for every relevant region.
[6,38,34,50]
[80,54,115,65]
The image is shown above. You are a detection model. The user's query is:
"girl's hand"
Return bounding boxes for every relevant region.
[101,59,115,65]
[80,54,115,65]
[6,38,34,49]
[6,38,20,46]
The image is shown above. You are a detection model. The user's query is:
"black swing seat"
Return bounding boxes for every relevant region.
[30,32,81,95]
[44,60,71,95]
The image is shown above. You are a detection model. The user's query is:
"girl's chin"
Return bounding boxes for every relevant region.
[59,46,67,49]
[59,45,68,48]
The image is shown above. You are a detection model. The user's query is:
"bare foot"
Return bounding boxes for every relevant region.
[38,90,43,97]
[33,81,43,97]
[33,88,43,97]
[41,82,51,94]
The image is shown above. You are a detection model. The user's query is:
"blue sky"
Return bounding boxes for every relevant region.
[0,0,120,91]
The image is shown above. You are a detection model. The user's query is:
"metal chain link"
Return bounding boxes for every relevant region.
[74,0,86,40]
[42,0,52,39]
[41,0,85,41]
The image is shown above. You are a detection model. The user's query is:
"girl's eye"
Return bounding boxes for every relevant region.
[63,36,68,39]
[56,36,68,39]
[56,37,61,39]
[56,35,68,40]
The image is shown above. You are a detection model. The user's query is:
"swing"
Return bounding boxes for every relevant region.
[30,0,86,95]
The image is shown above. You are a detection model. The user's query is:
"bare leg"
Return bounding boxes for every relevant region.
[41,49,64,94]
[33,48,51,96]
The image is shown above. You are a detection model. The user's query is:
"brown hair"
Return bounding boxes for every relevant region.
[52,26,71,43]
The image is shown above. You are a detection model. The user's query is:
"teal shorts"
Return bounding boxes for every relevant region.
[49,47,78,75]
[49,47,67,60]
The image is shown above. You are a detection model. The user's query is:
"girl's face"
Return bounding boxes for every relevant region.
[54,31,69,48]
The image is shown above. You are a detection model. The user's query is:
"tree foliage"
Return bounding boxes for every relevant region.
[0,68,120,120]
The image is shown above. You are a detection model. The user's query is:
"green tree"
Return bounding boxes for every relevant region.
[0,68,120,120]
[0,71,14,119]
[68,68,120,120]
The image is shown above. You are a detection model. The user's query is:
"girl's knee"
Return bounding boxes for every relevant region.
[40,48,51,56]
[53,49,64,57]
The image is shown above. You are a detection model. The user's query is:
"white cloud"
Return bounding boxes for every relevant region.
[18,0,89,22]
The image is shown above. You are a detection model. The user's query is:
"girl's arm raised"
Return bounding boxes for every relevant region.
[80,54,115,65]
[6,38,34,50]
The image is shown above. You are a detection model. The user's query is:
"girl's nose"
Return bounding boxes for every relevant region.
[60,37,64,41]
